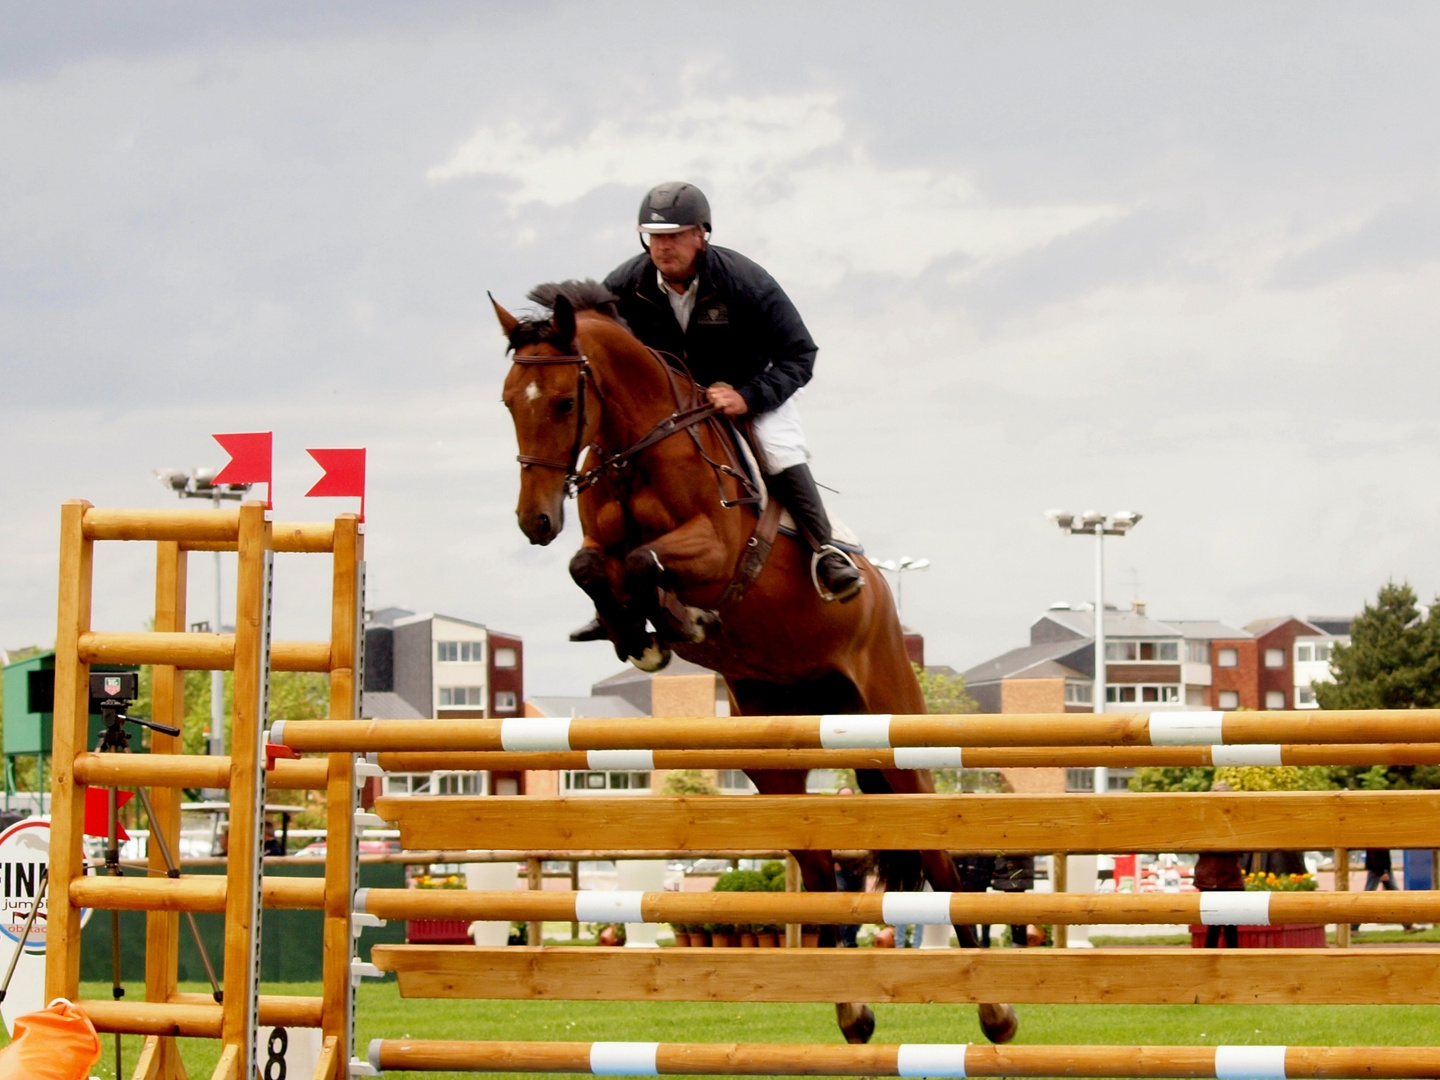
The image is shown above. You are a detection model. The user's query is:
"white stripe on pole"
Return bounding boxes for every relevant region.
[883,892,954,926]
[820,714,892,749]
[1214,1045,1287,1079]
[590,1043,660,1076]
[500,717,572,752]
[576,891,646,924]
[587,749,656,770]
[896,1043,968,1078]
[1148,711,1225,746]
[893,746,964,769]
[1211,744,1284,766]
[1199,892,1272,926]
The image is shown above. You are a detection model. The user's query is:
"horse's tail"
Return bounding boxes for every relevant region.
[875,850,926,893]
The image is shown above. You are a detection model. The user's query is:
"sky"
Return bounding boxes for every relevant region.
[4,3,1440,695]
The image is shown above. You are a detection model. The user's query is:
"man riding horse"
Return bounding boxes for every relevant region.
[570,181,861,642]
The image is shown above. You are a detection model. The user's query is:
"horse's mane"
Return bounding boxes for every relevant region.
[510,279,627,349]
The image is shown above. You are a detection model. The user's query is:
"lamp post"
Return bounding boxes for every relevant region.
[154,468,250,758]
[875,556,930,623]
[1044,509,1142,794]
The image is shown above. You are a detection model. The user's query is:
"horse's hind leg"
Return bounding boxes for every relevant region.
[860,767,1020,1045]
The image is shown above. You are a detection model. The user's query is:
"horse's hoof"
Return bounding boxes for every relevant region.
[630,639,672,673]
[836,1002,875,1044]
[977,1002,1018,1044]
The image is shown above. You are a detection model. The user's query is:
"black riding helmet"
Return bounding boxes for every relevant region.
[637,182,711,247]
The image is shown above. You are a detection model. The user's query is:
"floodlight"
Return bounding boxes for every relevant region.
[1079,510,1107,528]
[876,559,898,572]
[910,558,931,570]
[154,468,190,493]
[1111,511,1143,531]
[1045,509,1074,530]
[192,467,218,491]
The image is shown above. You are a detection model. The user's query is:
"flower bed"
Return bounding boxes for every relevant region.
[1188,923,1326,948]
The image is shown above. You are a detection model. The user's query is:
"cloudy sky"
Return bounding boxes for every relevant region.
[4,3,1440,695]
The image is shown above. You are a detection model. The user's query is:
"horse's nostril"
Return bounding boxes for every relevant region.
[538,514,551,533]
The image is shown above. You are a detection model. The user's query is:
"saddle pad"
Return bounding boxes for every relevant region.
[722,418,865,556]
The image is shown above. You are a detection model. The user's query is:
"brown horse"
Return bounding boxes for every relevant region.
[495,282,1017,1045]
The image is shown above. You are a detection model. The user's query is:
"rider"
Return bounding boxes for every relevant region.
[599,180,863,605]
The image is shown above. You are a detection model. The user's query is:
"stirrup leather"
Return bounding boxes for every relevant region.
[810,545,865,604]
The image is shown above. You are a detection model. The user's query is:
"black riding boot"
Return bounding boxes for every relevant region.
[766,464,864,602]
[569,617,608,642]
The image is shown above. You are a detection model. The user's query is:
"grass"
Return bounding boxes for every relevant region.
[17,981,1435,1080]
[1089,926,1440,947]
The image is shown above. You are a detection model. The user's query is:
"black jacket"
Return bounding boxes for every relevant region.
[603,245,818,415]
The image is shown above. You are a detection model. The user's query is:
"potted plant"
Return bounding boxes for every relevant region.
[1188,871,1324,948]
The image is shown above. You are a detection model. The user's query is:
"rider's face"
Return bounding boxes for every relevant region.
[647,226,706,284]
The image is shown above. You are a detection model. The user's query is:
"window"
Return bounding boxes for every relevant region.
[1296,686,1318,706]
[493,691,517,713]
[1264,649,1285,669]
[1265,690,1286,709]
[1296,644,1312,662]
[1066,768,1133,792]
[562,770,652,793]
[1217,690,1240,710]
[382,771,486,796]
[1314,643,1331,662]
[439,686,484,706]
[1106,685,1179,704]
[1186,641,1210,664]
[1106,641,1178,662]
[1064,682,1093,705]
[494,647,518,669]
[1216,648,1239,668]
[717,769,756,794]
[437,641,483,663]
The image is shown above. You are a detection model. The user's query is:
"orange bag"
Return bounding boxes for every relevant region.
[0,998,102,1080]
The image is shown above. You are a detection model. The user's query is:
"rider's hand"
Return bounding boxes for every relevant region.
[707,386,749,416]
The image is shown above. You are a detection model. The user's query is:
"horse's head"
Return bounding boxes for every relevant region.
[496,292,600,546]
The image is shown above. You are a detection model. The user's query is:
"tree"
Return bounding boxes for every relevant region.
[1316,581,1440,789]
[660,769,718,795]
[912,664,977,715]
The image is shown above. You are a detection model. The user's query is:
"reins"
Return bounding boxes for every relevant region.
[510,342,762,508]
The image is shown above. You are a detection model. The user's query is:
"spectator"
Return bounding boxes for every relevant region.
[1357,847,1413,933]
[955,855,997,945]
[991,855,1035,948]
[1195,780,1245,949]
[832,787,870,947]
[263,819,286,857]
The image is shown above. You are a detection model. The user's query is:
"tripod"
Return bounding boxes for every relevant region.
[93,696,223,1079]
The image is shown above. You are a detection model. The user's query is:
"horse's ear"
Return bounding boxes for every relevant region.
[489,291,519,337]
[552,293,576,345]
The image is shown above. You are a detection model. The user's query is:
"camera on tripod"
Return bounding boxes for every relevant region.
[90,671,180,751]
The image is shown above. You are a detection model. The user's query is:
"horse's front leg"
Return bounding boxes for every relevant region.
[622,514,730,644]
[569,543,661,667]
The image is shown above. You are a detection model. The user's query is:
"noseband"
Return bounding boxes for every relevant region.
[511,350,602,497]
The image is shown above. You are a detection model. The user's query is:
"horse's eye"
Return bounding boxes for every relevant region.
[556,398,575,415]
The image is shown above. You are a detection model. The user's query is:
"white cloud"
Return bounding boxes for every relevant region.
[429,92,1119,288]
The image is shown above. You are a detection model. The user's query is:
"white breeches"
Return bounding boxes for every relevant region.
[753,394,810,474]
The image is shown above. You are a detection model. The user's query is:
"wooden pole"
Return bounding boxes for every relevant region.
[569,861,580,941]
[1052,855,1067,949]
[217,501,270,1079]
[784,855,801,948]
[276,711,1440,752]
[45,500,94,1005]
[75,631,328,673]
[367,1039,1440,1077]
[320,514,363,1080]
[371,791,1440,854]
[527,857,544,946]
[144,539,190,1080]
[1335,847,1351,949]
[73,751,328,791]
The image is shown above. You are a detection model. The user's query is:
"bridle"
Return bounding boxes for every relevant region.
[510,341,762,506]
[511,350,603,497]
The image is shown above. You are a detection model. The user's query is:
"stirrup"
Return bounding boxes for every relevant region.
[811,545,865,604]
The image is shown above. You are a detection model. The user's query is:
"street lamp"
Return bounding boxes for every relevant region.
[875,556,930,623]
[1044,509,1143,794]
[154,468,250,759]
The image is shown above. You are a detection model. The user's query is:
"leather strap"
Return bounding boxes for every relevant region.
[716,490,783,609]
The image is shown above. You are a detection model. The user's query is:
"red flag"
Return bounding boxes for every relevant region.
[212,431,274,508]
[305,448,366,521]
[83,788,134,840]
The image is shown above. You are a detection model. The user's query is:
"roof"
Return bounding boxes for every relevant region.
[367,607,415,627]
[1037,609,1189,640]
[1244,615,1324,637]
[592,656,717,692]
[526,695,646,718]
[1162,620,1251,640]
[1306,617,1354,636]
[962,640,1091,685]
[360,691,425,720]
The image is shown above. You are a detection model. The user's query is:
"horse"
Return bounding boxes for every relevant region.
[494,281,1018,1046]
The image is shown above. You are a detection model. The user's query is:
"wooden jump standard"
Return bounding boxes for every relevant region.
[45,502,364,1080]
[364,1041,1440,1078]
